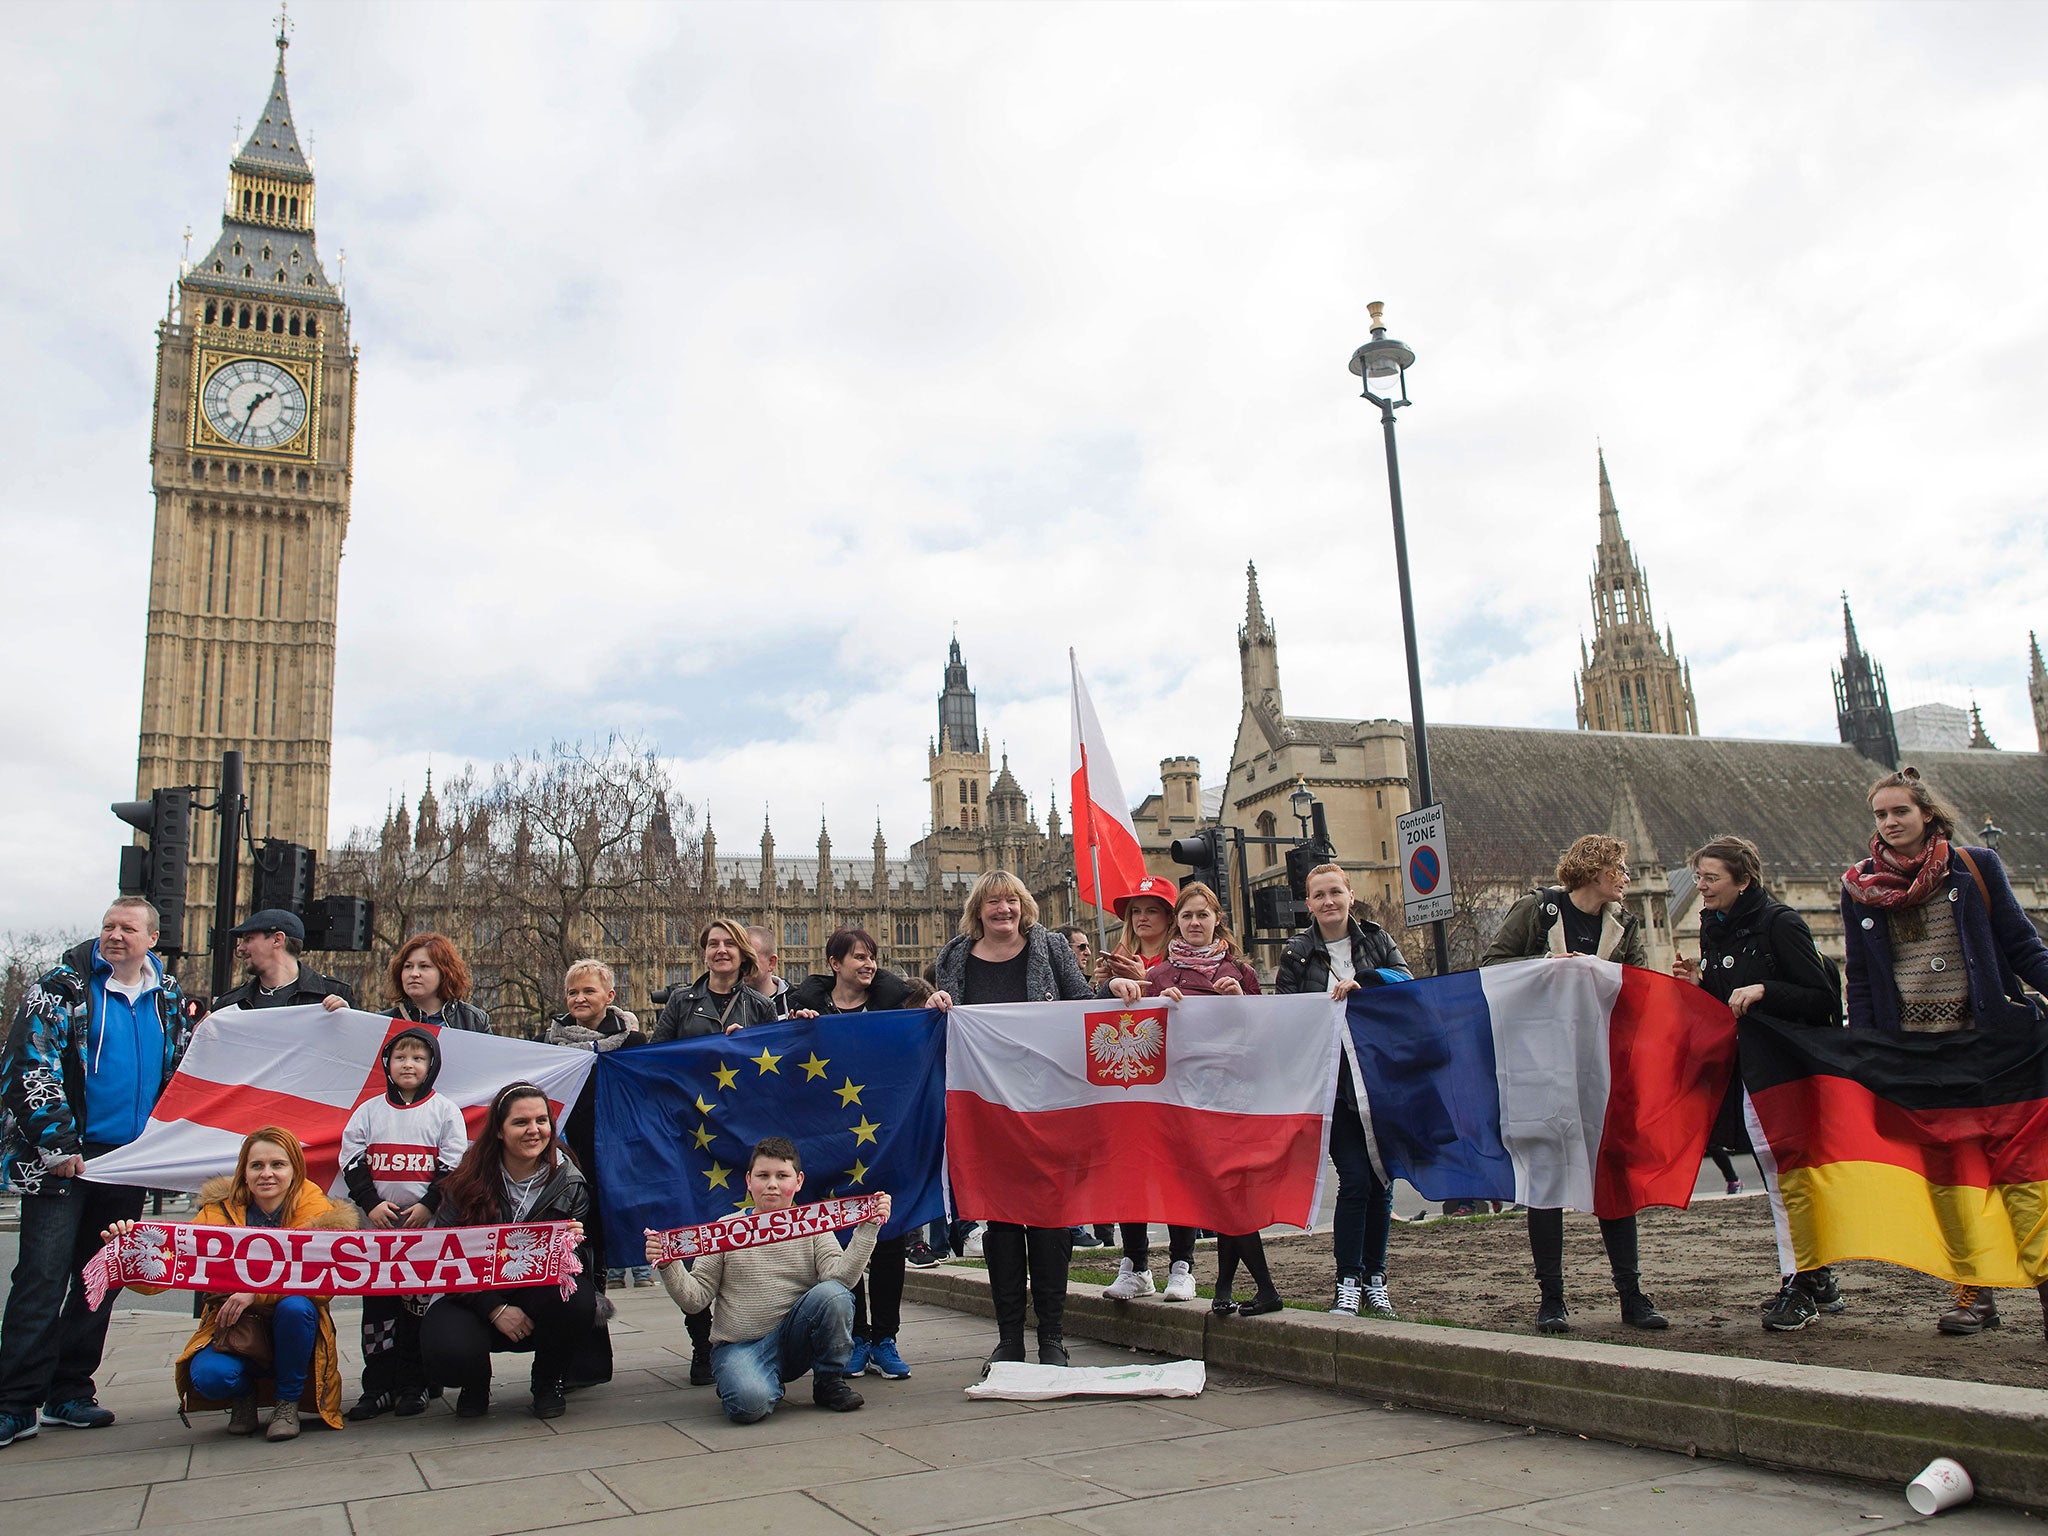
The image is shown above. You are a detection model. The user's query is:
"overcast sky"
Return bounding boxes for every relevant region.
[5,0,2045,935]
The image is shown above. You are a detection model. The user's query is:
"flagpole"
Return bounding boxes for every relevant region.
[1071,648,1110,959]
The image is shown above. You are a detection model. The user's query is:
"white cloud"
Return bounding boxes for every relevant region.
[3,0,2044,935]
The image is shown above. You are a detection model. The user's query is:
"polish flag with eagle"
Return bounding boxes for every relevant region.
[945,994,1341,1232]
[83,1007,595,1196]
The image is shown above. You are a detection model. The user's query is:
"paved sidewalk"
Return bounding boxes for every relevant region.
[1,1289,2034,1534]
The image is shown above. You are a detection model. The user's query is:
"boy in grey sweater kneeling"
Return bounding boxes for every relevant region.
[647,1136,889,1422]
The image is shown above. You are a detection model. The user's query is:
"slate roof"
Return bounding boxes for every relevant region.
[193,220,338,304]
[235,60,312,179]
[1415,724,2048,884]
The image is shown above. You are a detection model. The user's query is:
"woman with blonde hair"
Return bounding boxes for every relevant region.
[102,1127,358,1440]
[930,870,1093,1371]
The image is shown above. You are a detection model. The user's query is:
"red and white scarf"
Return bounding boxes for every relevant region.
[1842,835,1952,911]
[647,1194,883,1264]
[83,1221,582,1311]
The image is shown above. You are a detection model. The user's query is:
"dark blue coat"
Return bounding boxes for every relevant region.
[1839,845,2048,1033]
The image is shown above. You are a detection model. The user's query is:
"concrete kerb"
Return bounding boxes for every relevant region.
[903,1263,2048,1508]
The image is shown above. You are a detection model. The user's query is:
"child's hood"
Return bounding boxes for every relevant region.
[381,1025,443,1103]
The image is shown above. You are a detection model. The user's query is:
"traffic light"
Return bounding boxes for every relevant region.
[1284,841,1320,902]
[304,895,374,952]
[1168,827,1230,923]
[1252,884,1306,932]
[252,839,317,915]
[112,788,193,954]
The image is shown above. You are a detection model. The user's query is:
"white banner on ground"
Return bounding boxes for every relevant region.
[965,1359,1206,1400]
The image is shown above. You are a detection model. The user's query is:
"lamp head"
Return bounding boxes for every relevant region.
[1348,300,1415,382]
[1289,780,1315,823]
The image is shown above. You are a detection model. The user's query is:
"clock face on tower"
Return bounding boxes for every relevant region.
[199,357,309,450]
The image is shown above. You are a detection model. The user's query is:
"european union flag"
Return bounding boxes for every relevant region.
[591,1009,946,1247]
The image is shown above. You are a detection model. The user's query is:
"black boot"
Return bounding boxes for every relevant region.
[1026,1224,1075,1367]
[1617,1285,1668,1330]
[686,1307,714,1386]
[1536,1276,1569,1333]
[982,1223,1030,1375]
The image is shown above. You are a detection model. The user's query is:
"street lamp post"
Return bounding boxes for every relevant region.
[1351,302,1451,978]
[1290,779,1316,840]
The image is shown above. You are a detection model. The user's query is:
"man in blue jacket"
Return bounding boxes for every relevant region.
[0,897,184,1447]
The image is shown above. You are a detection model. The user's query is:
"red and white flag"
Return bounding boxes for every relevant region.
[1069,651,1148,912]
[83,1007,595,1196]
[944,995,1341,1232]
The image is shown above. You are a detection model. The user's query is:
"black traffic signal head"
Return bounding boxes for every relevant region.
[252,839,317,916]
[1284,841,1319,901]
[304,895,375,952]
[112,788,193,954]
[1169,826,1230,923]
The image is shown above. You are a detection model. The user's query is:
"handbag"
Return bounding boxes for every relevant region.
[214,1302,276,1366]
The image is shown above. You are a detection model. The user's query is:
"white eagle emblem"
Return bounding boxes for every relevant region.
[495,1226,550,1281]
[128,1226,173,1281]
[1086,1009,1167,1088]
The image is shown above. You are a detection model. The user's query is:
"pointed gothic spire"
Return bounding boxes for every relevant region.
[1834,592,1898,768]
[233,15,312,178]
[1238,562,1282,712]
[1969,701,1997,750]
[1841,592,1865,659]
[2032,631,2045,681]
[1597,447,1624,543]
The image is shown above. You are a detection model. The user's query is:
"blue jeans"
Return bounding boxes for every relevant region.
[0,1171,145,1414]
[711,1281,853,1424]
[1330,1100,1393,1281]
[189,1295,320,1403]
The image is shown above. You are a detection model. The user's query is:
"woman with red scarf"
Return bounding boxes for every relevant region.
[1841,766,2048,1337]
[1109,883,1282,1315]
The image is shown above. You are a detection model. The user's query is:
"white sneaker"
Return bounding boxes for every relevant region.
[962,1226,984,1258]
[1102,1258,1156,1300]
[1361,1273,1397,1320]
[1329,1276,1363,1316]
[1162,1261,1197,1302]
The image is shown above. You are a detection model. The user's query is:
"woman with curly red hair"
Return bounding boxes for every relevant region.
[387,932,493,1033]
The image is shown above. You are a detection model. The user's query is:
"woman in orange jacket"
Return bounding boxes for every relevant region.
[103,1126,358,1440]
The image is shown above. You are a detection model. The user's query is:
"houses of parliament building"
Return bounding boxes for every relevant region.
[124,30,2048,1022]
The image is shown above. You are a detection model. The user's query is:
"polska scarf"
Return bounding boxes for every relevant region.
[1841,834,1953,910]
[83,1220,582,1310]
[1165,938,1231,987]
[647,1194,884,1264]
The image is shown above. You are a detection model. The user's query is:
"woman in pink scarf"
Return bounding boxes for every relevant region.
[1110,883,1279,1315]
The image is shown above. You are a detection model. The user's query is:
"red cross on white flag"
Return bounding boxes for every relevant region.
[83,1007,595,1196]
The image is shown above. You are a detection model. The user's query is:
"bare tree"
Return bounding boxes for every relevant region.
[1,929,89,1023]
[331,738,703,1037]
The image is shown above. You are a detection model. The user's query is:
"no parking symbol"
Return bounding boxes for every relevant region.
[1397,803,1454,925]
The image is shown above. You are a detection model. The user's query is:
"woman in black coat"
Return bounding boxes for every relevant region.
[1673,835,1844,1334]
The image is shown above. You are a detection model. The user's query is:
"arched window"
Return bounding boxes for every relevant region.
[255,309,267,332]
[1257,812,1278,865]
[305,317,317,337]
[260,466,274,488]
[190,459,205,480]
[226,463,240,485]
[204,301,217,324]
[289,197,299,222]
[287,314,300,336]
[241,264,253,279]
[238,305,251,328]
[294,470,308,491]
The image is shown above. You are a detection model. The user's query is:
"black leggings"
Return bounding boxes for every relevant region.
[1119,1223,1197,1269]
[1526,1208,1640,1289]
[1213,1233,1276,1300]
[420,1283,597,1392]
[853,1235,907,1341]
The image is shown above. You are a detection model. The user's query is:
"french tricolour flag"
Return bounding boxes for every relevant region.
[1347,957,1736,1218]
[944,995,1340,1232]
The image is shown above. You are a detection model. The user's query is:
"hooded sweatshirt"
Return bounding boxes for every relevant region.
[338,1027,471,1209]
[83,945,170,1147]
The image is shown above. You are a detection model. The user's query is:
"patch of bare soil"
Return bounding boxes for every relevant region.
[1213,1196,2047,1391]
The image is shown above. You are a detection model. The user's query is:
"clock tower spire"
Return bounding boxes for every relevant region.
[135,21,357,964]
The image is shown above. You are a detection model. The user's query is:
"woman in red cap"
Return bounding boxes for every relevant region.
[1096,876,1202,1303]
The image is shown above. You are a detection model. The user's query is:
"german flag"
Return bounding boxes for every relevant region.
[1740,1014,2048,1287]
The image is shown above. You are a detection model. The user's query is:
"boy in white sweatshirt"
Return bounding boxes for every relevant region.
[338,1027,470,1418]
[648,1136,888,1423]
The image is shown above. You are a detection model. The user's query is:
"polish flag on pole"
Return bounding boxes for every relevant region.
[944,995,1339,1232]
[1069,650,1149,917]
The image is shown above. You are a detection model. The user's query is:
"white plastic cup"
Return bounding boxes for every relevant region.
[1906,1457,1974,1515]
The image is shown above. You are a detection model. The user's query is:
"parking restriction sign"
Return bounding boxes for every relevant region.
[1398,802,1454,926]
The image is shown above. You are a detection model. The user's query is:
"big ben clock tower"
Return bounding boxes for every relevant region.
[136,20,356,963]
